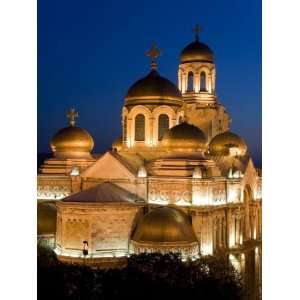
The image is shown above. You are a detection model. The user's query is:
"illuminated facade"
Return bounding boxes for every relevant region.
[38,27,262,269]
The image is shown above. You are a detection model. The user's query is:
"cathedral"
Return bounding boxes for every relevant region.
[37,26,262,273]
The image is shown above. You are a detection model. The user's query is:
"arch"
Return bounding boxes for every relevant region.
[127,105,151,146]
[158,114,169,141]
[187,71,194,92]
[135,114,145,141]
[152,106,177,143]
[200,71,207,91]
[198,66,211,93]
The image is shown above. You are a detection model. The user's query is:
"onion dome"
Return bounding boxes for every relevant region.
[125,44,182,106]
[209,131,247,156]
[162,122,207,151]
[132,207,197,244]
[112,136,123,151]
[37,203,57,236]
[50,108,94,159]
[180,25,214,63]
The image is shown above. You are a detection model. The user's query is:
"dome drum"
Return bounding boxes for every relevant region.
[131,240,199,258]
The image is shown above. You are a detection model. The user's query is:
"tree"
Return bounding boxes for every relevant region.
[37,246,245,300]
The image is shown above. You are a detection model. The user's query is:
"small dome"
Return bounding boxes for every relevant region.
[51,126,94,158]
[162,122,207,151]
[209,131,247,156]
[132,207,197,244]
[180,40,214,63]
[37,203,57,236]
[125,70,182,104]
[112,136,123,151]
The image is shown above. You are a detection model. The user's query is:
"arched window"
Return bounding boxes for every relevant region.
[187,72,194,92]
[123,116,127,142]
[158,114,169,141]
[135,114,145,141]
[200,71,206,91]
[178,116,183,124]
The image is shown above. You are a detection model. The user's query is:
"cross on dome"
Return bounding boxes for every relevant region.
[67,108,78,127]
[146,43,162,70]
[193,24,201,41]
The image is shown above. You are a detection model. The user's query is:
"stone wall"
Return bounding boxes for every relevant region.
[56,203,141,258]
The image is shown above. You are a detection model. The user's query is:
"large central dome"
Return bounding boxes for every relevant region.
[125,70,182,104]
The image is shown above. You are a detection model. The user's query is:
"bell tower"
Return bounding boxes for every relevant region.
[178,25,230,141]
[178,25,216,103]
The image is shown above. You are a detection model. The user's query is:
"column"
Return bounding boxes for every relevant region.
[207,73,212,93]
[194,72,200,93]
[136,177,148,201]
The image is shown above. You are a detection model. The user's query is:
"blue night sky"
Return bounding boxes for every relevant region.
[38,0,261,165]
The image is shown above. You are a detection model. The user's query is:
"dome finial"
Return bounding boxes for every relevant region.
[146,43,162,70]
[66,107,78,127]
[192,24,201,41]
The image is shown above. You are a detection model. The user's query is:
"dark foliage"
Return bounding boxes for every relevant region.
[38,246,244,300]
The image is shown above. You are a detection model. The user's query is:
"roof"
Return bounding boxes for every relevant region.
[180,40,214,63]
[209,131,247,156]
[162,122,207,151]
[62,182,142,204]
[125,70,182,102]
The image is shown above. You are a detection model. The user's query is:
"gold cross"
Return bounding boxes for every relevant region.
[193,24,201,41]
[67,107,78,126]
[146,43,162,70]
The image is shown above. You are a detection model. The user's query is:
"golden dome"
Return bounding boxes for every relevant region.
[132,207,197,244]
[125,70,182,105]
[180,41,214,63]
[51,126,94,158]
[162,122,207,151]
[209,131,247,156]
[37,203,57,235]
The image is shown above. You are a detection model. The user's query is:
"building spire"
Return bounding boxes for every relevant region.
[67,107,78,127]
[193,24,201,41]
[146,43,162,70]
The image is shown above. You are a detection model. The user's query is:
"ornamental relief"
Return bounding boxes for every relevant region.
[37,185,71,200]
[148,181,192,205]
[212,184,226,204]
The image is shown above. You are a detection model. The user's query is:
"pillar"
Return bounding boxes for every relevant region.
[136,177,148,201]
[71,175,81,194]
